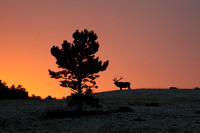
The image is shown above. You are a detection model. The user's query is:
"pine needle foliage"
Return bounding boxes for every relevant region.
[49,29,109,111]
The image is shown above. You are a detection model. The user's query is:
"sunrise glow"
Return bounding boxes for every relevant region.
[1,0,200,98]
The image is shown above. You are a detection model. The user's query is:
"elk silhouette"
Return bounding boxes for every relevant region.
[113,77,131,90]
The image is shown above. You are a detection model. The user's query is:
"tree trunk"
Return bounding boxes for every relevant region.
[78,77,82,112]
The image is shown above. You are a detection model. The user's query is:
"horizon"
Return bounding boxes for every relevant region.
[1,0,200,98]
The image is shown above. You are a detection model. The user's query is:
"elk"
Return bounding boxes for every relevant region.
[113,77,131,90]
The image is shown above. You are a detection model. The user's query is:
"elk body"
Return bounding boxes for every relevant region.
[113,77,131,90]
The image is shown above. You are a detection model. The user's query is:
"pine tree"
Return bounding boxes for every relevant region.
[49,29,109,112]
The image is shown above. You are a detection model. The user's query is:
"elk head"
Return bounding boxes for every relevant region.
[113,77,123,84]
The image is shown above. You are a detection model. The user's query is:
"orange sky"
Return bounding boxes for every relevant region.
[1,0,200,98]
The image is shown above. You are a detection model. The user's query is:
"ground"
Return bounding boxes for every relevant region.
[0,89,200,133]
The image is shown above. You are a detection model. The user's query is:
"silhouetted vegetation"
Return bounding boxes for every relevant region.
[116,106,133,112]
[169,87,178,90]
[145,102,160,106]
[45,95,56,100]
[134,117,146,122]
[45,110,108,119]
[49,29,109,112]
[0,80,28,99]
[195,87,199,90]
[29,94,42,100]
[196,110,200,114]
[67,89,101,109]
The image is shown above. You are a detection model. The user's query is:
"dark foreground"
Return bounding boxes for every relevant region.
[1,89,200,133]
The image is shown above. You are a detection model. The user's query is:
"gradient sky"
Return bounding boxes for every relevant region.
[1,0,200,98]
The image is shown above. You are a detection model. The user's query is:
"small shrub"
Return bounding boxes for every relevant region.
[134,117,146,121]
[45,95,56,100]
[67,93,101,109]
[169,87,178,90]
[196,111,200,114]
[45,110,107,119]
[29,94,41,100]
[145,102,160,106]
[116,106,133,112]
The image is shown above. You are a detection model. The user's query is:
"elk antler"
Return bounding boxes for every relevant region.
[118,76,123,81]
[113,76,123,81]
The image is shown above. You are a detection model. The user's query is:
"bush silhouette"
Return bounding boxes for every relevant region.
[45,95,56,100]
[145,102,160,106]
[0,80,28,99]
[116,106,133,112]
[67,90,101,109]
[0,80,9,99]
[169,87,178,90]
[29,94,41,100]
